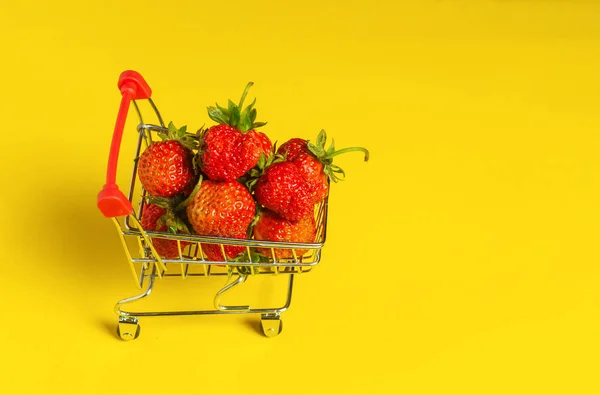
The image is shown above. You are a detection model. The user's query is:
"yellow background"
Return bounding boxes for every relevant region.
[1,0,600,393]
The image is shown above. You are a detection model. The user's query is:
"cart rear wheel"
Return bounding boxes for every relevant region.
[260,314,283,337]
[117,317,140,340]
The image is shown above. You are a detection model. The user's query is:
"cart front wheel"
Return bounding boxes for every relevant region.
[117,317,140,341]
[260,314,283,337]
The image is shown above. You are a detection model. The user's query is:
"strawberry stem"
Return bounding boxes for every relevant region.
[325,147,370,161]
[238,82,254,110]
[176,175,203,212]
[305,130,370,184]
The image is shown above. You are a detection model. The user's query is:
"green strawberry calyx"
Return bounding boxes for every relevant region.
[232,250,271,276]
[157,121,199,152]
[175,175,204,212]
[206,82,267,132]
[240,147,286,191]
[246,209,262,239]
[306,129,370,183]
[146,195,190,235]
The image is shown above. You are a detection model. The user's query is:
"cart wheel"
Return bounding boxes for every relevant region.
[117,317,140,341]
[260,314,283,337]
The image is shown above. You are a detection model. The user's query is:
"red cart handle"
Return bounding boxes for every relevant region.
[97,70,152,218]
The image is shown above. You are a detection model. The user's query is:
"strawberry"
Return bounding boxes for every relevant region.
[253,209,316,259]
[200,242,246,263]
[186,179,256,261]
[138,122,198,197]
[253,161,313,222]
[249,129,273,157]
[278,130,369,203]
[197,124,261,182]
[140,202,191,259]
[277,138,305,160]
[197,82,271,181]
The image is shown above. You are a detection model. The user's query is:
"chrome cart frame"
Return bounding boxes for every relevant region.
[98,71,328,340]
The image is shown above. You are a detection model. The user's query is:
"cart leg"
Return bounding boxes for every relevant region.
[114,267,156,341]
[260,313,283,337]
[117,316,141,341]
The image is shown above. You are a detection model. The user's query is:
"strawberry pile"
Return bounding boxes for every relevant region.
[137,83,369,261]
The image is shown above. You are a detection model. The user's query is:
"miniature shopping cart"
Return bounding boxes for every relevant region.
[97,71,328,340]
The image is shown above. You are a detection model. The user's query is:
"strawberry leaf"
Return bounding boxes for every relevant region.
[174,217,190,233]
[175,175,203,212]
[243,98,256,115]
[330,164,345,176]
[157,132,169,141]
[327,139,336,156]
[307,141,325,157]
[239,98,256,132]
[240,116,252,132]
[179,134,199,151]
[246,213,261,239]
[246,178,258,189]
[252,121,267,129]
[216,103,230,117]
[236,265,259,275]
[328,164,346,182]
[228,100,241,127]
[316,129,327,149]
[207,106,228,124]
[257,153,266,169]
[227,99,236,112]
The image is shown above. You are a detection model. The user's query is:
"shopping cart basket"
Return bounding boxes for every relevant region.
[97,71,328,340]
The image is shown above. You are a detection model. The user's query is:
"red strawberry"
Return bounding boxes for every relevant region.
[253,209,316,259]
[200,240,246,262]
[249,130,273,157]
[197,82,271,181]
[279,143,328,203]
[278,130,369,203]
[277,138,305,160]
[138,122,198,197]
[253,161,313,222]
[198,124,262,181]
[140,203,191,259]
[186,179,256,261]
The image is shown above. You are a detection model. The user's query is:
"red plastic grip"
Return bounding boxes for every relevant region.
[97,70,152,218]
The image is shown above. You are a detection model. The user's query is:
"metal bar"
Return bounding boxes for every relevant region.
[124,129,145,231]
[129,257,319,268]
[112,218,141,288]
[177,240,185,278]
[138,262,148,288]
[128,212,167,275]
[121,229,326,249]
[115,266,156,317]
[162,272,228,277]
[132,100,144,126]
[214,274,249,311]
[148,98,165,127]
[115,274,294,318]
